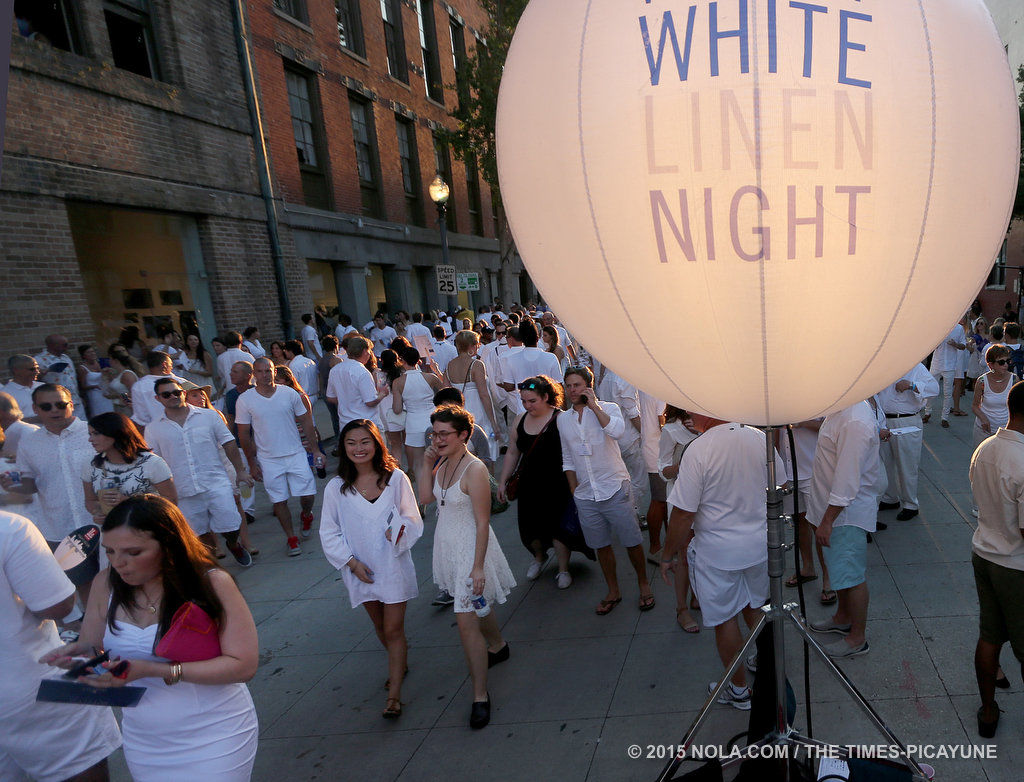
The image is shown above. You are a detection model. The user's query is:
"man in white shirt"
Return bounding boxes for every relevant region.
[283,340,320,405]
[969,381,1024,736]
[595,363,647,526]
[925,319,967,427]
[364,313,397,357]
[216,331,253,391]
[242,326,266,359]
[405,312,432,347]
[34,335,84,420]
[660,417,784,710]
[558,367,653,616]
[0,510,122,782]
[2,355,42,413]
[877,362,939,521]
[0,395,42,521]
[130,352,186,428]
[806,401,881,659]
[236,358,324,557]
[334,313,358,342]
[153,327,183,363]
[430,325,458,374]
[145,377,253,566]
[300,313,323,358]
[499,321,562,415]
[326,336,390,433]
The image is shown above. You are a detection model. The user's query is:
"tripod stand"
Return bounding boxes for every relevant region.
[655,425,929,782]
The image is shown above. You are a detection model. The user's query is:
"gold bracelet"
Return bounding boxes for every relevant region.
[164,661,183,686]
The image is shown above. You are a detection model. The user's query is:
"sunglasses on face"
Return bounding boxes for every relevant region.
[159,389,185,398]
[37,401,71,411]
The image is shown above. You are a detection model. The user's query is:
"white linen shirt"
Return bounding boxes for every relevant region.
[335,324,358,341]
[243,339,266,359]
[557,401,628,502]
[502,347,563,415]
[289,355,319,400]
[876,362,939,414]
[806,402,881,533]
[145,406,235,497]
[1,380,42,414]
[217,347,253,390]
[404,323,432,346]
[431,340,458,373]
[327,360,383,429]
[130,372,186,427]
[930,324,967,373]
[969,427,1024,570]
[301,324,323,357]
[366,325,398,356]
[14,418,94,540]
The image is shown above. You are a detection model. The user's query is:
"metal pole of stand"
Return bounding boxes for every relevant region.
[654,424,931,782]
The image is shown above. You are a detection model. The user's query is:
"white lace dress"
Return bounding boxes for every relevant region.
[432,457,516,613]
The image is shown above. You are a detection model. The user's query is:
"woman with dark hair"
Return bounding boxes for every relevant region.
[417,404,515,729]
[320,419,423,718]
[117,325,146,360]
[541,325,568,376]
[82,413,176,522]
[498,375,590,588]
[42,495,259,780]
[268,340,287,367]
[176,333,215,389]
[378,348,408,463]
[393,346,442,480]
[78,344,114,417]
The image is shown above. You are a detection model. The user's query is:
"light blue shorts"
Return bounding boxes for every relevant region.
[822,525,867,591]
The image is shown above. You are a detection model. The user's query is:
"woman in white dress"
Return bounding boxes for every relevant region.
[77,344,114,418]
[416,404,515,729]
[393,346,442,481]
[176,333,216,389]
[42,494,259,781]
[443,331,500,448]
[106,347,142,416]
[379,346,408,465]
[320,419,423,718]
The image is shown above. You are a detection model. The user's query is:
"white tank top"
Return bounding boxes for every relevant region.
[977,371,1016,430]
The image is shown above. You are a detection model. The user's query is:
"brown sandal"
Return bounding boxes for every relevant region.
[383,697,402,719]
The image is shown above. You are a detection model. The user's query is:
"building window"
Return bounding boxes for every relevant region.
[449,18,468,108]
[987,240,1008,289]
[350,95,384,219]
[286,68,331,210]
[273,0,307,23]
[103,0,159,79]
[14,0,80,53]
[465,156,483,236]
[381,0,407,83]
[416,0,443,103]
[335,0,364,56]
[396,117,425,227]
[433,134,456,232]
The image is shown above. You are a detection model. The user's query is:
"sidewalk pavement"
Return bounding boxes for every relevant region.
[111,408,1020,781]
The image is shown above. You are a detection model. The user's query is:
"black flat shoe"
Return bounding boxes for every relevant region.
[896,508,919,521]
[878,501,900,511]
[995,673,1010,689]
[876,521,888,531]
[487,642,510,669]
[470,694,491,729]
[978,704,999,739]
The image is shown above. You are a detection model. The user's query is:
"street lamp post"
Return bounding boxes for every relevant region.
[429,174,456,312]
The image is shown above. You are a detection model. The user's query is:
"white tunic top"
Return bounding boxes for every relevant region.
[327,360,384,430]
[319,471,423,607]
[557,401,628,502]
[145,406,235,496]
[234,386,307,458]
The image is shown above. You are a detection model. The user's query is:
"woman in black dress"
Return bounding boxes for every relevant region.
[498,375,591,589]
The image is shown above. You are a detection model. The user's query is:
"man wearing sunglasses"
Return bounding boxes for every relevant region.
[1,385,94,552]
[877,361,939,523]
[145,379,254,567]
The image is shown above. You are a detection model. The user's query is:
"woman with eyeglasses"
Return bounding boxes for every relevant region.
[972,344,1017,453]
[82,412,176,524]
[498,375,589,588]
[320,419,423,719]
[417,404,515,729]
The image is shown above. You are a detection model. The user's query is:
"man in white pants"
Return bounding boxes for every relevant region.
[236,358,323,557]
[925,320,967,428]
[661,417,784,710]
[877,362,938,521]
[145,377,254,567]
[1,510,121,781]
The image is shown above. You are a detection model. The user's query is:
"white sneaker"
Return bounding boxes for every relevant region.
[555,571,572,589]
[708,681,752,711]
[526,561,542,580]
[745,653,758,673]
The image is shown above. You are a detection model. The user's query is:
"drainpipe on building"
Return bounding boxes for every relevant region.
[231,0,294,339]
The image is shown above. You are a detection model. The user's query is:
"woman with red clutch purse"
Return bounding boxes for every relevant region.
[41,494,259,781]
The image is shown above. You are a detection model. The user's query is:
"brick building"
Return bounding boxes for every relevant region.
[245,0,526,324]
[1,0,311,364]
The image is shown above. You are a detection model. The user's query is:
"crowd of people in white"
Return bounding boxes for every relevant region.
[3,298,1024,779]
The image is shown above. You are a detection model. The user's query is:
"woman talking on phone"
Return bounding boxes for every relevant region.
[41,494,259,781]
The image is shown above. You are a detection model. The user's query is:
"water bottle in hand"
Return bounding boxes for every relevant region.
[465,577,490,617]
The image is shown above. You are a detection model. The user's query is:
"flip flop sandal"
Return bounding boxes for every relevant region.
[676,610,700,633]
[785,573,818,588]
[595,597,622,615]
[382,698,402,719]
[820,589,838,606]
[639,594,656,612]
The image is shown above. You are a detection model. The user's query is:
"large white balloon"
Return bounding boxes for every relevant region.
[496,0,1020,425]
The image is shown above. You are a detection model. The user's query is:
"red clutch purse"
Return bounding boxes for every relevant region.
[153,602,222,663]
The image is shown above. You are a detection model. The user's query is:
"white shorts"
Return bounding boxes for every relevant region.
[0,686,122,782]
[687,546,769,628]
[783,479,812,517]
[177,486,241,535]
[259,452,315,503]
